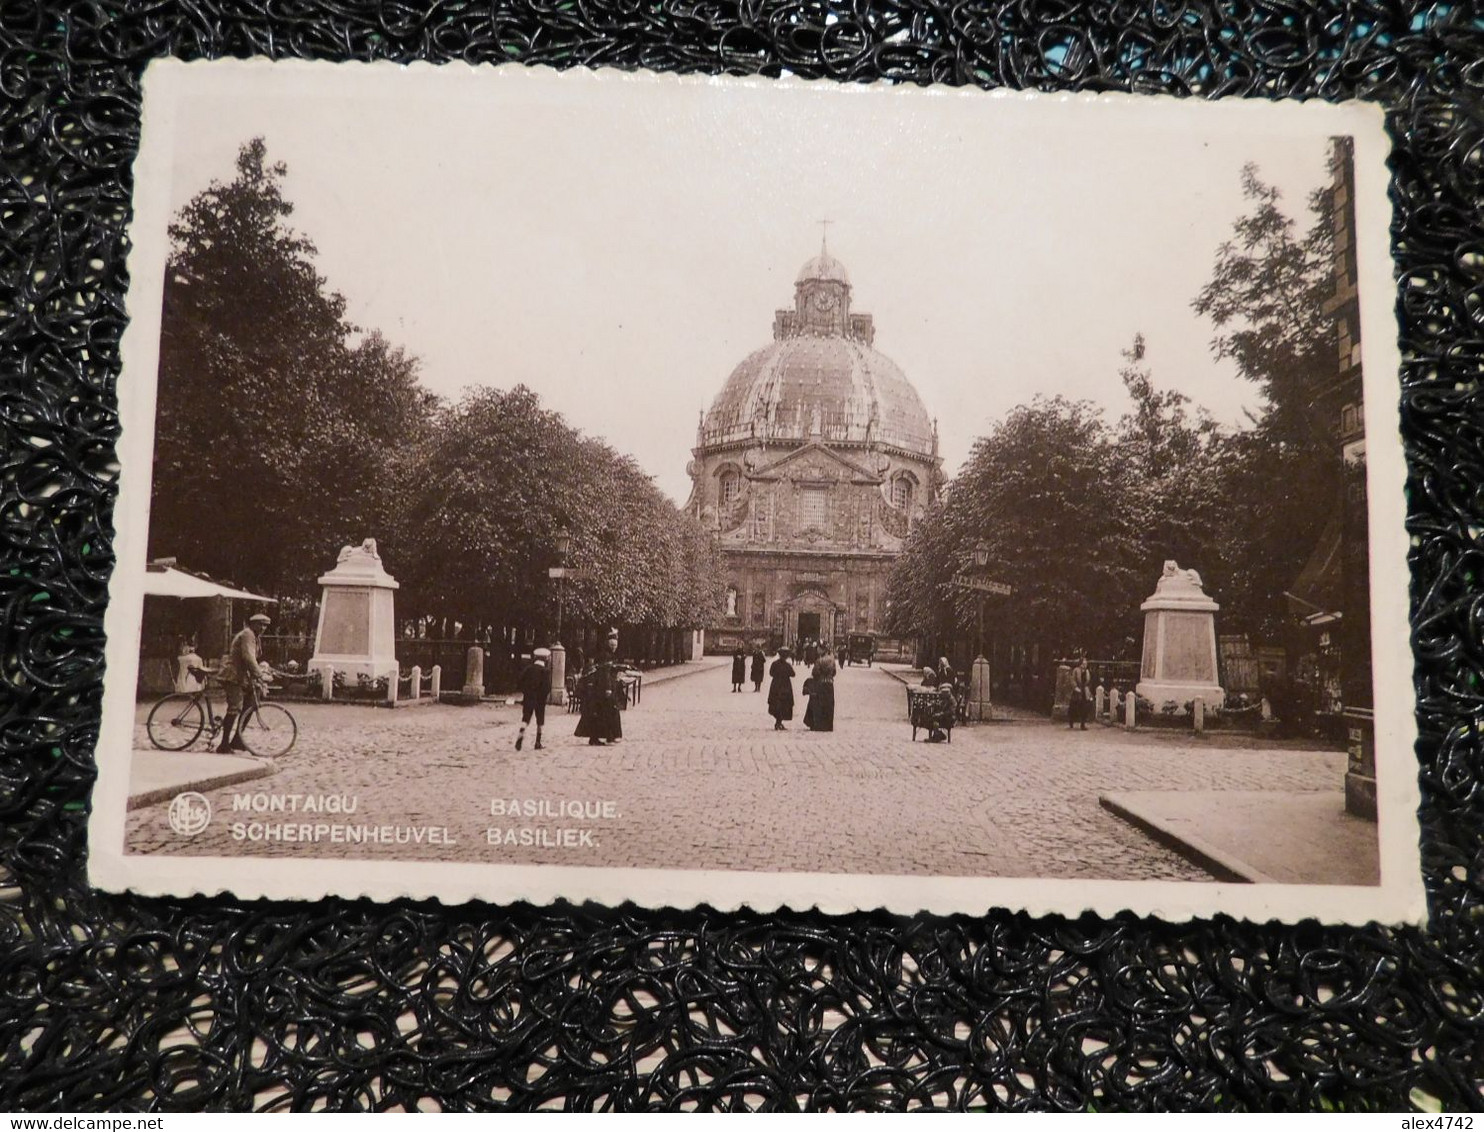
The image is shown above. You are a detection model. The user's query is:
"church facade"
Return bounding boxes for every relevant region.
[686,245,942,655]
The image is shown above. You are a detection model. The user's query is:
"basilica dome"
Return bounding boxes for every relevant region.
[688,244,941,658]
[699,249,935,457]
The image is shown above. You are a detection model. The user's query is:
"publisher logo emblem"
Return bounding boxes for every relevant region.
[168,791,211,837]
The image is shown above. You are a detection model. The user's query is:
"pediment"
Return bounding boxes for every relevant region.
[750,441,881,484]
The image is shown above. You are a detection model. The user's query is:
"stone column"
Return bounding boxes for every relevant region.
[548,643,567,706]
[463,646,484,699]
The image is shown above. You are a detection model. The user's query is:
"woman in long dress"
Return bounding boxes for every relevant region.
[575,638,624,745]
[750,646,765,692]
[804,645,837,732]
[767,647,795,731]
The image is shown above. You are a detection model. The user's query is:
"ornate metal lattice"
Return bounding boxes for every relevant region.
[2,1,1482,1113]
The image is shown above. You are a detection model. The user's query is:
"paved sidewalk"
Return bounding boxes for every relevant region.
[621,654,733,689]
[1100,790,1380,885]
[129,749,276,810]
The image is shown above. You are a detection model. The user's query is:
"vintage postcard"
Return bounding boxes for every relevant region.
[90,59,1423,924]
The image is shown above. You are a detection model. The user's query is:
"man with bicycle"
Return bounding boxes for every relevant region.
[218,611,273,753]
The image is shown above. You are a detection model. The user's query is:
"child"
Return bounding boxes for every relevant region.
[515,648,552,750]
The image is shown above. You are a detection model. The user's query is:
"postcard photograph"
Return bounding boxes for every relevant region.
[90,61,1422,924]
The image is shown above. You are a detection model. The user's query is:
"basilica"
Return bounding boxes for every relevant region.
[687,243,942,655]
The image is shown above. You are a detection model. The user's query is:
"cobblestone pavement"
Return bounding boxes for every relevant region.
[125,664,1352,882]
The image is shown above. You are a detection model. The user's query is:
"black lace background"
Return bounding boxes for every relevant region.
[1,0,1481,1113]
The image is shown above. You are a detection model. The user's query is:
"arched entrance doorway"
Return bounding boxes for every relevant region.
[783,587,841,650]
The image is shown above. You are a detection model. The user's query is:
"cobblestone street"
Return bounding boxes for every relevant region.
[125,662,1351,882]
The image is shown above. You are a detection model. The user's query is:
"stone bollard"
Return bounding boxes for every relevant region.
[463,647,485,699]
[386,669,398,706]
[1050,663,1073,723]
[1094,685,1106,719]
[968,656,991,722]
[548,643,567,706]
[410,665,422,701]
[316,665,335,702]
[1125,690,1136,730]
[1193,697,1205,735]
[1260,697,1272,721]
[430,665,442,700]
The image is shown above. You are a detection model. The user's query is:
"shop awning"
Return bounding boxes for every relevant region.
[1285,511,1343,625]
[143,564,277,603]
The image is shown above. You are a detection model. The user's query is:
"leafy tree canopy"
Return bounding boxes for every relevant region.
[151,137,718,636]
[889,157,1342,656]
[150,138,436,599]
[393,386,722,632]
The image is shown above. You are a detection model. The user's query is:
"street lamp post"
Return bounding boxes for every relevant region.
[972,539,990,662]
[968,539,992,724]
[554,526,571,644]
[548,526,571,707]
[948,541,1009,724]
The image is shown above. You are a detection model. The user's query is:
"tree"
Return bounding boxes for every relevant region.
[890,396,1146,659]
[890,158,1347,664]
[149,138,434,598]
[1113,333,1226,578]
[1192,162,1336,448]
[1190,160,1341,639]
[392,386,721,636]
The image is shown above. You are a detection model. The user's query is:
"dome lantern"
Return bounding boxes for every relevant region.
[699,244,935,457]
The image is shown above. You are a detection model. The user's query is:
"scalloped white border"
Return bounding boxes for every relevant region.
[90,58,1425,926]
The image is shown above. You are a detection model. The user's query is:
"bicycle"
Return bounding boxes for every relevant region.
[146,666,298,758]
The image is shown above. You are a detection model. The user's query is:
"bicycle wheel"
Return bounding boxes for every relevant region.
[146,693,206,751]
[238,702,297,759]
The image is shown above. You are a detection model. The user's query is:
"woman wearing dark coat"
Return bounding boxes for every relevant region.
[575,637,625,745]
[730,648,746,693]
[803,646,837,732]
[750,646,765,692]
[767,648,796,730]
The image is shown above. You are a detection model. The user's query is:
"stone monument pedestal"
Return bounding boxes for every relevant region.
[1135,560,1224,713]
[308,539,399,693]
